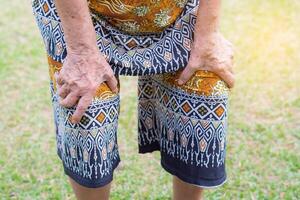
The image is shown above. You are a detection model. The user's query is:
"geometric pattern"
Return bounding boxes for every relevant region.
[32,0,229,188]
[50,79,121,187]
[45,67,229,187]
[138,72,229,186]
[32,0,200,76]
[88,0,189,34]
[47,56,119,101]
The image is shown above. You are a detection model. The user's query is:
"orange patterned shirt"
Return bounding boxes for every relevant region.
[88,0,188,34]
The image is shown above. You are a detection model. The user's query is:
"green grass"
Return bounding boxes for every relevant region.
[0,0,299,199]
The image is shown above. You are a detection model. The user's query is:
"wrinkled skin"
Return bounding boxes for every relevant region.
[178,31,235,88]
[55,51,118,124]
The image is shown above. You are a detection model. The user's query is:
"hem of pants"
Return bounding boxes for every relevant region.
[59,153,121,188]
[138,143,160,153]
[161,159,227,188]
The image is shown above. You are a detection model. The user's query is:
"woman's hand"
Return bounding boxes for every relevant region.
[178,32,235,88]
[53,0,118,124]
[55,51,118,124]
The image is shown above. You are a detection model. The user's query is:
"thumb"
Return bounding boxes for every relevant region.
[177,63,201,85]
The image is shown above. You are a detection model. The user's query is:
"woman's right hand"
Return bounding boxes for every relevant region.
[54,51,118,124]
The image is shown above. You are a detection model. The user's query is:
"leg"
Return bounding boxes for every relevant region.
[33,9,121,199]
[137,75,161,153]
[46,56,120,198]
[69,177,111,200]
[173,176,204,200]
[145,70,229,198]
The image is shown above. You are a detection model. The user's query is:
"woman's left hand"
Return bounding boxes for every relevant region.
[178,32,235,88]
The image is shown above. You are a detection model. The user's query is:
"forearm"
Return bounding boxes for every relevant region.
[194,0,221,39]
[54,0,97,54]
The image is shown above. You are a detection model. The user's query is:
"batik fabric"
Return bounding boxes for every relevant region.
[32,0,229,188]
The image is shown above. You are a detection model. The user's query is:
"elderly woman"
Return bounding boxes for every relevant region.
[32,0,234,199]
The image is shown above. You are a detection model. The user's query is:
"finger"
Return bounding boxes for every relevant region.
[71,95,93,124]
[55,79,62,91]
[105,72,118,93]
[59,92,80,108]
[54,72,61,89]
[57,84,70,99]
[54,72,64,86]
[218,69,235,88]
[177,65,197,85]
[54,71,59,82]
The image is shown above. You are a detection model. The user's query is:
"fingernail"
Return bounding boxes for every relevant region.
[70,116,77,124]
[177,80,183,85]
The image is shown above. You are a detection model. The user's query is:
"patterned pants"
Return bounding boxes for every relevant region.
[48,57,229,188]
[33,0,229,188]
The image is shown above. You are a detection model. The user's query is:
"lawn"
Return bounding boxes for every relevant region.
[0,0,299,199]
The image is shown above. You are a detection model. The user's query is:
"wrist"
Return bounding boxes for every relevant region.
[67,43,99,56]
[194,30,220,44]
[194,14,220,40]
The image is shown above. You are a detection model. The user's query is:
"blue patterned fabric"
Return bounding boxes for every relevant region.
[32,0,229,188]
[32,0,198,75]
[138,75,228,187]
[51,82,121,187]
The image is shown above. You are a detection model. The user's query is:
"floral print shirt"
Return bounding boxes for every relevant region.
[88,0,188,34]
